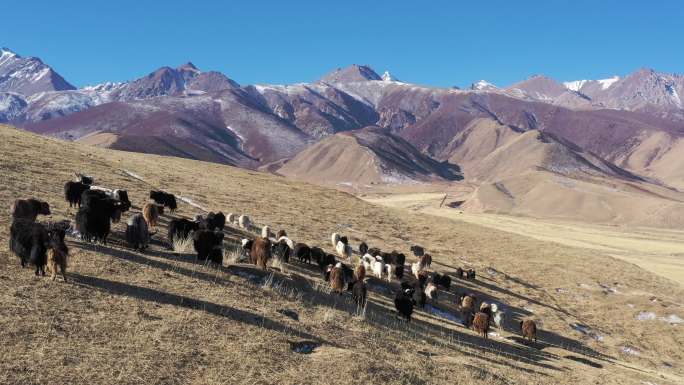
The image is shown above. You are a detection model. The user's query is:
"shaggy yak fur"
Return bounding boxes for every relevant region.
[520,320,537,342]
[250,237,271,270]
[329,263,346,294]
[394,287,416,322]
[205,212,226,231]
[354,264,366,281]
[64,181,90,208]
[461,295,476,327]
[193,230,224,264]
[10,219,66,277]
[358,242,368,256]
[149,190,177,212]
[472,312,490,339]
[75,192,123,244]
[293,243,311,264]
[126,213,150,251]
[142,203,164,228]
[10,198,51,222]
[168,218,200,245]
[271,239,291,263]
[352,280,367,308]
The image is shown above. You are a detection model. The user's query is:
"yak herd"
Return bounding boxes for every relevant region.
[7,174,538,343]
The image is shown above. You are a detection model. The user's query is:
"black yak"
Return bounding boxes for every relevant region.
[125,213,150,251]
[64,181,90,208]
[394,287,416,322]
[193,230,224,263]
[352,280,367,308]
[10,198,51,222]
[205,212,226,231]
[9,219,65,276]
[150,190,177,212]
[168,218,200,245]
[271,238,291,263]
[358,242,368,256]
[75,194,123,244]
[293,243,311,264]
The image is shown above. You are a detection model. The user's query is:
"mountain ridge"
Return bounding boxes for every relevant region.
[3,47,684,192]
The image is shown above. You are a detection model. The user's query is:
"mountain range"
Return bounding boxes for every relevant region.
[3,46,684,226]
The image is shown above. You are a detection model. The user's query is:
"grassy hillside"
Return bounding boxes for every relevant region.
[1,125,682,385]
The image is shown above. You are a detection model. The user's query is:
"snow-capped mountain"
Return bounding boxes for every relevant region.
[0,92,27,121]
[513,69,684,119]
[4,46,684,190]
[0,57,242,123]
[578,69,684,113]
[508,75,570,101]
[563,76,620,93]
[0,48,75,96]
[470,80,497,91]
[381,70,400,82]
[319,64,382,83]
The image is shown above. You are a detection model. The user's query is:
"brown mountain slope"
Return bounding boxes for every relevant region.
[10,60,684,191]
[444,118,641,182]
[461,171,684,227]
[1,124,683,385]
[469,129,642,183]
[613,131,684,190]
[434,118,684,227]
[277,126,461,186]
[444,118,524,175]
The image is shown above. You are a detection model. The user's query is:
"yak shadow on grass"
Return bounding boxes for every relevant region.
[481,267,542,291]
[564,355,603,369]
[431,259,469,271]
[238,268,562,376]
[281,259,610,364]
[70,272,328,345]
[68,216,612,370]
[453,266,612,342]
[456,275,575,320]
[445,278,614,361]
[281,260,617,367]
[365,300,561,376]
[70,240,232,287]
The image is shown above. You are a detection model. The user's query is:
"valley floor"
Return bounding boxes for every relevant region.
[364,192,684,287]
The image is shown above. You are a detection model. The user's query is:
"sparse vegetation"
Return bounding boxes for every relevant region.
[223,245,242,265]
[171,235,194,255]
[1,125,683,385]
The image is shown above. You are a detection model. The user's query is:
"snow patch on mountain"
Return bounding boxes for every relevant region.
[598,76,620,90]
[507,88,527,98]
[0,92,27,121]
[381,70,400,82]
[26,91,97,120]
[471,80,497,90]
[0,48,17,65]
[563,80,589,92]
[82,82,126,92]
[665,84,682,108]
[225,125,246,150]
[254,83,323,96]
[564,76,619,92]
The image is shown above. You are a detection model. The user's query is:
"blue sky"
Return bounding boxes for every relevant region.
[3,0,683,88]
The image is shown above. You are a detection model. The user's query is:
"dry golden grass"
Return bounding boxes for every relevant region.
[366,192,684,286]
[1,124,683,385]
